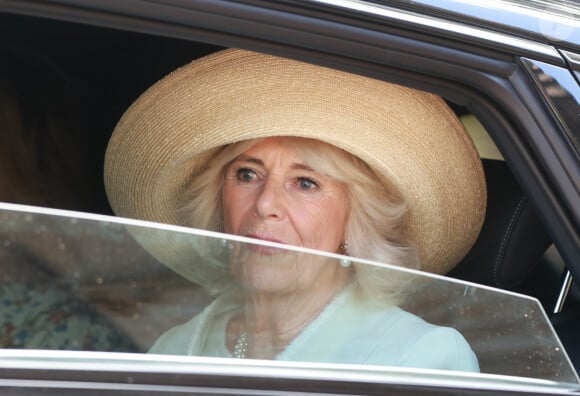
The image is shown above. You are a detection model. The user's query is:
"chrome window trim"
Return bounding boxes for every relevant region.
[357,0,580,48]
[1,350,580,393]
[307,0,564,64]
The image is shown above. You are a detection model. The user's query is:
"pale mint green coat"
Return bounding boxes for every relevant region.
[150,286,480,372]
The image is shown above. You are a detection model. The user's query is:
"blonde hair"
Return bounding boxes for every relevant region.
[181,137,419,302]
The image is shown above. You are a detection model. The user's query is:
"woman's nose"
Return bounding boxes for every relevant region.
[254,179,285,220]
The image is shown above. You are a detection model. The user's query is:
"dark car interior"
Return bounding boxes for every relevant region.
[1,11,578,376]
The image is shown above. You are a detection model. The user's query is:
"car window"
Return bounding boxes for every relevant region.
[0,204,577,383]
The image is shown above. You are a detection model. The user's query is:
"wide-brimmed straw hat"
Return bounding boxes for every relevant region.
[104,48,486,278]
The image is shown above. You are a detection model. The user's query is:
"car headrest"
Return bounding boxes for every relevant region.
[449,159,552,289]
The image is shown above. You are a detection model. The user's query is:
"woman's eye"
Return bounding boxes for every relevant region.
[297,177,318,190]
[236,168,257,182]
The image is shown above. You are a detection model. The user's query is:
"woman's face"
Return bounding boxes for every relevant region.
[222,137,350,293]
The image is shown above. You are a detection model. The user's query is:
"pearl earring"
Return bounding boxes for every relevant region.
[340,241,351,267]
[219,238,233,249]
[340,258,352,268]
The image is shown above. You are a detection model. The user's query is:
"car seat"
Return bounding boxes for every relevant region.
[449,158,552,289]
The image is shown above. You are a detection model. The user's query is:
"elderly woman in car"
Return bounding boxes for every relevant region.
[104,49,485,371]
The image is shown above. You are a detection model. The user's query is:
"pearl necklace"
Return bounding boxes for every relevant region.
[233,331,248,358]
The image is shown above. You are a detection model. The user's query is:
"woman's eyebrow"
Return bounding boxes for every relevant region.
[234,155,263,166]
[233,156,315,172]
[291,163,315,172]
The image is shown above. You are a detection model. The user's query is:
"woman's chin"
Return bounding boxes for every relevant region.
[231,253,299,293]
[230,251,342,296]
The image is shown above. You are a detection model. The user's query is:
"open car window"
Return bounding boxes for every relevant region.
[0,203,577,385]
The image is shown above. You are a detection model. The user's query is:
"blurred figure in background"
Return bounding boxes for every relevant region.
[0,48,136,352]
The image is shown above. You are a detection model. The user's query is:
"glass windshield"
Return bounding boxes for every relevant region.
[0,203,577,384]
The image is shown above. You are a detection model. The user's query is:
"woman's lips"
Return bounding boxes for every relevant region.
[245,234,288,255]
[245,234,285,244]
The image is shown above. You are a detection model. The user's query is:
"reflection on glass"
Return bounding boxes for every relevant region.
[521,58,580,152]
[0,205,577,383]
